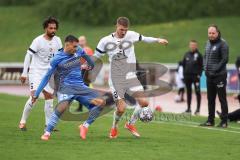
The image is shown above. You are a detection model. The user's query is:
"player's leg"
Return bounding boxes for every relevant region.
[41,100,71,140]
[124,96,148,137]
[19,90,37,130]
[42,89,54,126]
[124,81,148,137]
[19,73,39,130]
[109,98,126,138]
[77,95,105,140]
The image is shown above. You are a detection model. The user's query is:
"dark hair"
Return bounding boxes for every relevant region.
[116,17,130,27]
[208,24,221,37]
[43,16,59,29]
[190,39,197,43]
[64,35,79,43]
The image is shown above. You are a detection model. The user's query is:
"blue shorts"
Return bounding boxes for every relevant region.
[57,85,99,110]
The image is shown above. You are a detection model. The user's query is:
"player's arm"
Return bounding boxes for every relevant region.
[20,52,32,84]
[81,54,94,70]
[77,46,95,70]
[141,35,168,45]
[32,59,58,103]
[20,38,39,84]
[93,38,106,58]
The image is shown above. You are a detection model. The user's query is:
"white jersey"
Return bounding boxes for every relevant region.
[95,31,141,64]
[94,30,158,99]
[27,34,62,71]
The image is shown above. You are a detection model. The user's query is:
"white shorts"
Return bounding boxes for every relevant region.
[109,73,144,101]
[28,69,54,94]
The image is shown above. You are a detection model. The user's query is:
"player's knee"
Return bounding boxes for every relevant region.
[117,107,125,115]
[116,100,126,114]
[43,90,53,99]
[139,100,149,107]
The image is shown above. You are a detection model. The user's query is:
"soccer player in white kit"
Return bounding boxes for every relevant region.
[19,17,62,131]
[94,17,168,138]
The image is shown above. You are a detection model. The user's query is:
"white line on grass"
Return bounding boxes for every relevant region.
[153,120,240,134]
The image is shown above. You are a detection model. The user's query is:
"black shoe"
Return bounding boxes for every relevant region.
[184,109,191,114]
[217,121,228,128]
[194,110,200,116]
[200,121,215,127]
[216,110,223,120]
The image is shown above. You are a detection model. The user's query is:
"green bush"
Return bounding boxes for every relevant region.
[38,0,240,25]
[0,0,38,6]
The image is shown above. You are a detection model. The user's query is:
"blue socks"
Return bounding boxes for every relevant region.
[45,110,61,133]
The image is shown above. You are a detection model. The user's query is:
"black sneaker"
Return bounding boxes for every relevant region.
[217,121,228,128]
[184,109,191,114]
[200,121,215,127]
[194,110,200,116]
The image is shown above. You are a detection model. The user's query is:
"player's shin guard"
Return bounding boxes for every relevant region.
[83,106,103,128]
[45,110,61,133]
[44,99,54,125]
[20,97,36,124]
[129,103,141,125]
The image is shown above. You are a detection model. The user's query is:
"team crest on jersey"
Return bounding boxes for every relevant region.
[49,48,53,52]
[194,53,198,61]
[212,46,217,51]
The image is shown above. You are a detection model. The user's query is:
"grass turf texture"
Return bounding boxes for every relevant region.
[0,93,240,160]
[0,6,239,63]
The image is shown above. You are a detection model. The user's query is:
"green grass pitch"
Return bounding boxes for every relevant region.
[0,93,240,160]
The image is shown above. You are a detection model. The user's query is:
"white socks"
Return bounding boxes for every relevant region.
[112,111,122,128]
[20,97,35,124]
[129,103,141,125]
[44,99,54,126]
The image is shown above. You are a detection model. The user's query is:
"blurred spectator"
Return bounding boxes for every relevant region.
[175,61,185,103]
[182,40,203,115]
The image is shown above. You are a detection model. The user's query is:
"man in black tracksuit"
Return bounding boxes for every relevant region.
[236,56,240,102]
[182,40,203,115]
[200,25,229,128]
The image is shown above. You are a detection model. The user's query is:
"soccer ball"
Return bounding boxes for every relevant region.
[138,107,154,122]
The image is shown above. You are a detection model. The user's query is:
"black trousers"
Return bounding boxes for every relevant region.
[184,75,201,111]
[207,75,228,122]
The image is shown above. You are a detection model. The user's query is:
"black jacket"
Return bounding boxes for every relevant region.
[182,50,203,77]
[236,56,240,75]
[204,38,229,78]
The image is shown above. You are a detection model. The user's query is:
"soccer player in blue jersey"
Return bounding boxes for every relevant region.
[32,35,106,141]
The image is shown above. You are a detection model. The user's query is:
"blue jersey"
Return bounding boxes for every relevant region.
[34,48,94,98]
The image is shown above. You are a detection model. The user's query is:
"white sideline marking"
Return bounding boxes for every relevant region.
[153,120,240,134]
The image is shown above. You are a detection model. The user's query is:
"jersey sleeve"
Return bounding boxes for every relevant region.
[94,38,107,58]
[76,46,86,57]
[27,38,39,55]
[129,31,142,43]
[56,37,63,51]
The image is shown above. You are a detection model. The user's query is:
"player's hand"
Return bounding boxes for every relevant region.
[20,76,27,84]
[157,38,168,45]
[81,64,92,70]
[31,96,38,104]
